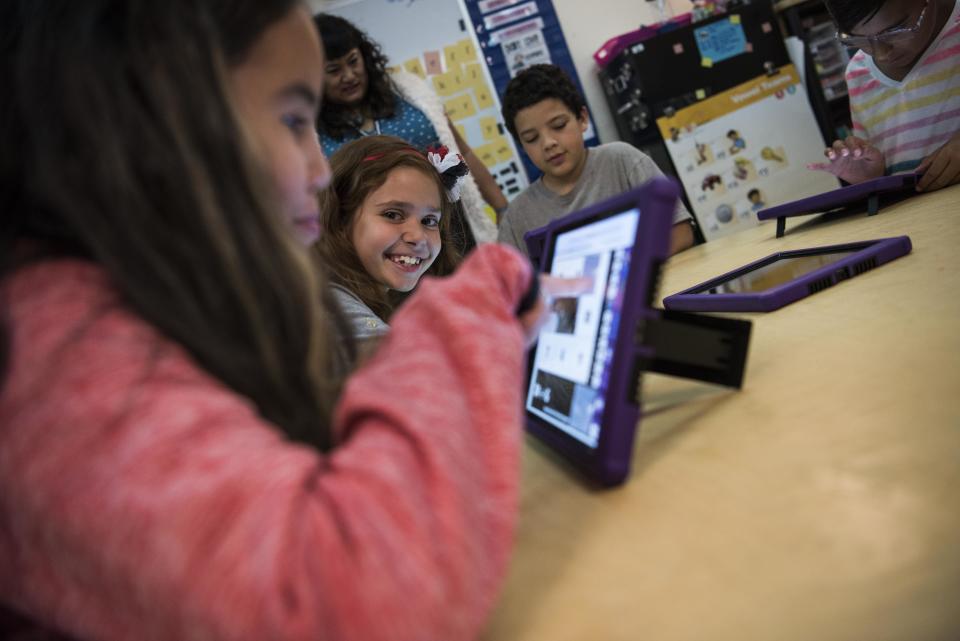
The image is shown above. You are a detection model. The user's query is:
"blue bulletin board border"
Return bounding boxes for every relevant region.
[461,0,599,182]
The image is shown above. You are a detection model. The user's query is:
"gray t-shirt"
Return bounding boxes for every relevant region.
[330,284,389,341]
[498,142,691,256]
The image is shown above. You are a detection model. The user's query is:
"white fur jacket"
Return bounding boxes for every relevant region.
[390,70,498,244]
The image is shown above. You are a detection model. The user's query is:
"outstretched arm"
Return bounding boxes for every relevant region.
[450,118,508,220]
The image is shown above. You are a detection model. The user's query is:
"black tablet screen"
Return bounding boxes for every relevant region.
[701,250,859,294]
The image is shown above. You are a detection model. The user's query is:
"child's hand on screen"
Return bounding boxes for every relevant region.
[807,136,885,185]
[916,132,960,192]
[518,274,594,347]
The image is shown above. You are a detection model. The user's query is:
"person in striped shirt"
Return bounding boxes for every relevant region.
[808,0,960,192]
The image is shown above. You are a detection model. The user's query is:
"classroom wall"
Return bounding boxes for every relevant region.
[310,0,693,144]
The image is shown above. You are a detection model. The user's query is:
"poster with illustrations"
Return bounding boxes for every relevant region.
[657,64,838,240]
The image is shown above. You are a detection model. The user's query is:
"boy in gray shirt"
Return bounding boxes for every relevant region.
[498,64,693,257]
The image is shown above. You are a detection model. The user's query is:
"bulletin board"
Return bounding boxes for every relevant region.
[461,0,599,182]
[325,0,530,209]
[656,64,838,241]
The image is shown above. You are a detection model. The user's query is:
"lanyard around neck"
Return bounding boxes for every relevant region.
[355,118,381,137]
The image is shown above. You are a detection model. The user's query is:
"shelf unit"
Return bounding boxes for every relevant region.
[775,0,853,142]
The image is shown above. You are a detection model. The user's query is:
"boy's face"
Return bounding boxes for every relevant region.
[844,0,938,74]
[514,98,589,185]
[230,6,330,246]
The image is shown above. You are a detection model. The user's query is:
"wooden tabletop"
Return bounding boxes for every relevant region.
[483,184,960,641]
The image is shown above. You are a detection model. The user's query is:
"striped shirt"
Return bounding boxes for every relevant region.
[845,0,960,174]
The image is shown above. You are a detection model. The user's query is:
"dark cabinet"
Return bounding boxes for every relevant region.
[775,0,853,143]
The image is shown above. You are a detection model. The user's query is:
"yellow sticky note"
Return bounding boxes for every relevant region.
[403,57,425,78]
[459,94,477,119]
[695,88,706,100]
[476,143,497,167]
[464,63,484,85]
[455,124,467,140]
[459,38,478,62]
[444,44,460,69]
[432,72,455,96]
[730,14,741,24]
[474,84,494,110]
[449,67,464,92]
[446,94,477,121]
[494,137,514,163]
[444,96,462,121]
[701,57,713,68]
[480,116,499,140]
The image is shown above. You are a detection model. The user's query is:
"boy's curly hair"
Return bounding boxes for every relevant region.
[501,64,586,139]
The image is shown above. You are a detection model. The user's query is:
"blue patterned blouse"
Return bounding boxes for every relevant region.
[320,95,441,158]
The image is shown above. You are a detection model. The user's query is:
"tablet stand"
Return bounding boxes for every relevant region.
[774,190,884,237]
[634,309,752,391]
[866,193,880,216]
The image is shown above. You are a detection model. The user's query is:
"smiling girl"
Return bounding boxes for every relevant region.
[316,135,466,343]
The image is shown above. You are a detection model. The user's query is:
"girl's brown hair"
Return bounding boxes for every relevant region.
[1,0,347,451]
[315,135,464,321]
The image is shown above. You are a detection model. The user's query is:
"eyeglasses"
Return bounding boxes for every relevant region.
[836,1,928,50]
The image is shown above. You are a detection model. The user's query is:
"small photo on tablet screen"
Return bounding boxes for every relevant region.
[526,209,639,448]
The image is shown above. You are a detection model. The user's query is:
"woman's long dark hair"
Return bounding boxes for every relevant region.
[1,0,345,451]
[314,13,397,140]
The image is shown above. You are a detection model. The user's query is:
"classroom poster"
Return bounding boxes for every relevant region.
[657,64,838,240]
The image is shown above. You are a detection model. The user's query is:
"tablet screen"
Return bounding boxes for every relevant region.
[525,209,639,448]
[699,250,858,294]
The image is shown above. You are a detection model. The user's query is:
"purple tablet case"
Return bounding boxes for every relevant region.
[663,236,912,313]
[756,173,919,237]
[522,177,752,486]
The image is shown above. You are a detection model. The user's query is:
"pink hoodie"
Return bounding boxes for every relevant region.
[0,244,531,641]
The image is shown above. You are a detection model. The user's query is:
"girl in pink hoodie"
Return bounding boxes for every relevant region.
[0,2,565,639]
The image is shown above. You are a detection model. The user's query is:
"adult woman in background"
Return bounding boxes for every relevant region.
[314,13,506,246]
